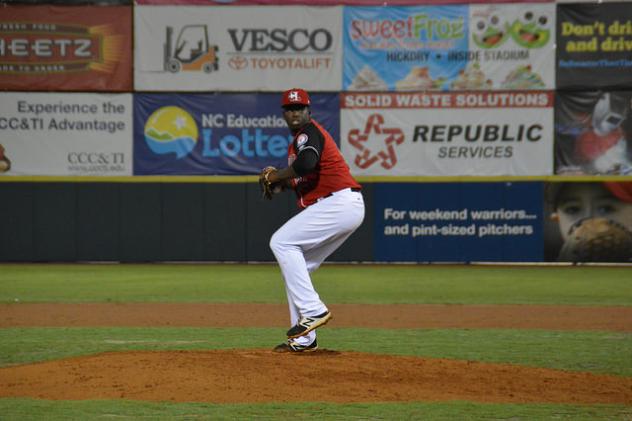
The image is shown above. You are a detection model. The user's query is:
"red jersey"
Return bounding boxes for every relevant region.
[288,119,361,208]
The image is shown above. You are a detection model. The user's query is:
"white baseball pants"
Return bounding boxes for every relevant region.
[270,188,365,345]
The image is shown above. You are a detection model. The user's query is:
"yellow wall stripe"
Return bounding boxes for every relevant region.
[1,175,631,183]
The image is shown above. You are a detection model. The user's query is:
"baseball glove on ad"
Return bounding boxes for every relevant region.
[259,166,280,200]
[558,217,632,262]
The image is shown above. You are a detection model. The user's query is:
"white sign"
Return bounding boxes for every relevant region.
[340,91,554,176]
[466,3,556,90]
[0,93,132,176]
[134,6,342,91]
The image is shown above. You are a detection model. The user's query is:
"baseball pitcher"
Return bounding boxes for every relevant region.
[259,88,364,352]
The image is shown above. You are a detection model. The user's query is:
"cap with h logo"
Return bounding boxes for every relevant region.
[281,88,311,107]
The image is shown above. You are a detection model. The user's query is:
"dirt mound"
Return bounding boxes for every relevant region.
[1,350,631,404]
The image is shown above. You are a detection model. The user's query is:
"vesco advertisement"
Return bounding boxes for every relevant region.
[557,3,632,89]
[343,3,555,91]
[374,182,543,262]
[555,90,632,176]
[0,5,132,91]
[0,93,132,176]
[134,6,342,91]
[133,93,339,175]
[340,91,553,176]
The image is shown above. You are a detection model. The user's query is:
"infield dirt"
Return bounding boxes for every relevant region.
[1,303,631,404]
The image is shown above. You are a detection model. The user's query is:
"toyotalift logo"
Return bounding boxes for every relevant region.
[163,25,219,74]
[348,114,404,169]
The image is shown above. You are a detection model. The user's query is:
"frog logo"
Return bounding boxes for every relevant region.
[472,14,508,49]
[509,11,550,48]
[144,106,198,159]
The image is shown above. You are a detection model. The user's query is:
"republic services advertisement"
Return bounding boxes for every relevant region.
[555,90,632,176]
[557,3,632,90]
[340,91,554,176]
[134,6,342,91]
[0,93,132,176]
[0,5,132,91]
[343,3,555,92]
[374,182,543,262]
[134,93,339,175]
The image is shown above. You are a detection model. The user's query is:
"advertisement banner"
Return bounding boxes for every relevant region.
[374,182,544,262]
[555,90,632,176]
[0,6,132,91]
[134,93,339,175]
[340,91,554,176]
[343,4,555,92]
[0,93,132,176]
[137,0,551,4]
[543,181,632,263]
[134,6,342,91]
[557,3,632,89]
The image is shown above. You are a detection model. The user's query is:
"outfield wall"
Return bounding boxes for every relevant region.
[0,182,374,263]
[2,180,630,263]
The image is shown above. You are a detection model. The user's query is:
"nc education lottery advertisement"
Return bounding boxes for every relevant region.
[134,93,339,175]
[0,93,132,176]
[557,3,632,89]
[374,182,544,262]
[134,6,342,91]
[342,3,554,92]
[0,5,132,91]
[340,91,554,176]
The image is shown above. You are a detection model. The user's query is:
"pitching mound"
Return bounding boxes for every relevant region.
[1,350,631,404]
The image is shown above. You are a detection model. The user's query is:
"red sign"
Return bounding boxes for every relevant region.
[0,6,132,91]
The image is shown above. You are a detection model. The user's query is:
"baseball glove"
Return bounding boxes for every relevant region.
[259,166,278,200]
[558,217,632,263]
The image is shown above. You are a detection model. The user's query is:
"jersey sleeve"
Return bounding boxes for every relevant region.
[291,123,324,176]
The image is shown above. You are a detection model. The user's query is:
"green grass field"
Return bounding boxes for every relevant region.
[1,263,631,420]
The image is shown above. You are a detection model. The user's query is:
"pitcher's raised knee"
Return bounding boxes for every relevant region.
[269,231,287,256]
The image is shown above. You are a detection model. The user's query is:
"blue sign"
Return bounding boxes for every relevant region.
[134,93,339,175]
[374,182,544,262]
[344,6,469,91]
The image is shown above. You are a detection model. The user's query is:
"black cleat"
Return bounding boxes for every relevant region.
[273,338,318,353]
[286,311,332,339]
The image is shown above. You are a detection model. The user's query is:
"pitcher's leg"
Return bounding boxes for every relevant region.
[305,230,356,273]
[270,211,328,318]
[284,284,315,345]
[304,191,365,273]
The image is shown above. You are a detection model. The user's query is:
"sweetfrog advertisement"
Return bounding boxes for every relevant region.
[134,93,339,175]
[343,3,554,91]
